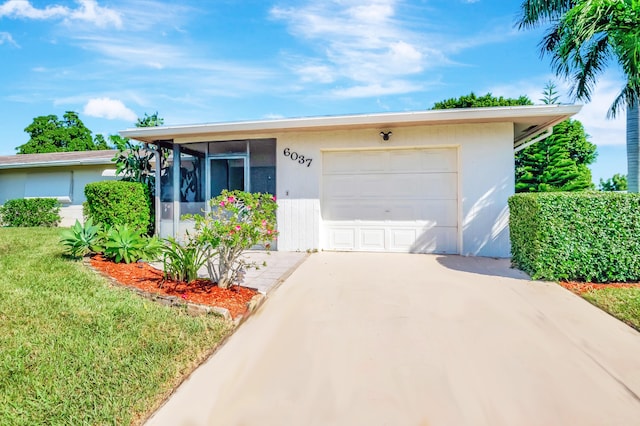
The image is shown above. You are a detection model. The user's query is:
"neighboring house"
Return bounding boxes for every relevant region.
[0,150,117,226]
[121,106,581,258]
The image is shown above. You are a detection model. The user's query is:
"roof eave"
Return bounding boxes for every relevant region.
[119,105,583,144]
[0,158,115,170]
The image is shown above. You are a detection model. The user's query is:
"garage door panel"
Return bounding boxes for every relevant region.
[360,228,386,250]
[416,174,457,198]
[323,152,357,174]
[419,149,457,172]
[359,175,390,197]
[329,228,356,250]
[389,151,422,172]
[323,175,356,198]
[360,152,387,172]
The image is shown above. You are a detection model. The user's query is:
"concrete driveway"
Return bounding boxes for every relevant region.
[146,252,640,426]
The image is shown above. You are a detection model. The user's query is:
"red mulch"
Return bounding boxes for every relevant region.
[89,255,257,319]
[558,281,640,295]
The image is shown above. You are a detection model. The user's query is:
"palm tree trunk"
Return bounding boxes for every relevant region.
[627,103,640,192]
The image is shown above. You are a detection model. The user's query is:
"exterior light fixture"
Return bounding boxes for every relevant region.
[379,131,392,141]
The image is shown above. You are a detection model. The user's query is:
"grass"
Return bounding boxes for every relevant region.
[582,287,640,331]
[0,227,231,425]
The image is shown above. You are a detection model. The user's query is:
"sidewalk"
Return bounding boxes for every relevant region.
[232,250,309,294]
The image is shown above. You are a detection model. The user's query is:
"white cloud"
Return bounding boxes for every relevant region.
[0,31,18,46]
[271,1,430,97]
[66,0,122,28]
[331,80,422,98]
[0,0,122,28]
[0,0,68,19]
[83,97,137,121]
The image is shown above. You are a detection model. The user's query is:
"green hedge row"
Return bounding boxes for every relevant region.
[0,198,61,227]
[84,181,152,234]
[509,192,640,283]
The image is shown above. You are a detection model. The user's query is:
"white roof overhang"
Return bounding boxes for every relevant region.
[120,105,582,148]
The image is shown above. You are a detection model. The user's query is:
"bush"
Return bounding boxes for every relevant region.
[509,192,640,282]
[190,190,278,289]
[84,181,152,234]
[0,198,60,227]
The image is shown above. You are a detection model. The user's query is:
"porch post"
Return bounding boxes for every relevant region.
[154,145,161,237]
[172,144,181,238]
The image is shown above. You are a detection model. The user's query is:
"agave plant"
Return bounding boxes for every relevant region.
[60,218,103,258]
[103,224,149,264]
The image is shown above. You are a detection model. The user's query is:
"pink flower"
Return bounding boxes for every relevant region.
[219,201,226,207]
[228,196,235,203]
[235,225,241,231]
[267,229,272,235]
[180,294,187,300]
[271,196,276,202]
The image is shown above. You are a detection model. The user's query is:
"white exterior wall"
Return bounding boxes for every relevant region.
[0,165,117,227]
[272,123,514,257]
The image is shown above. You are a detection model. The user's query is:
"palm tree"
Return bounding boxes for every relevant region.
[517,0,640,191]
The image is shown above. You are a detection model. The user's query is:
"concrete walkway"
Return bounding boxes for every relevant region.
[146,252,640,426]
[234,250,308,294]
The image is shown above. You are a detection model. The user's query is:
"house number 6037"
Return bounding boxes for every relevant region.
[283,147,312,167]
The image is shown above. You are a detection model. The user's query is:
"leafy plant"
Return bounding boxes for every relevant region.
[0,198,60,227]
[190,190,278,289]
[509,192,640,282]
[161,234,208,284]
[84,180,152,235]
[59,218,103,258]
[103,224,151,264]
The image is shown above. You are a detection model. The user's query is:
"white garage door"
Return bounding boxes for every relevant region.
[322,148,458,253]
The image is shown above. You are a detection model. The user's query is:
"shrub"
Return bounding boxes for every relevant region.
[0,198,60,227]
[509,192,640,282]
[189,190,278,289]
[102,224,161,264]
[84,181,152,234]
[161,234,208,283]
[60,218,103,258]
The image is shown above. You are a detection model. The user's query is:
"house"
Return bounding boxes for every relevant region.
[0,150,117,226]
[120,106,581,257]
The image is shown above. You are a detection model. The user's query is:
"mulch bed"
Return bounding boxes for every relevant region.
[89,255,257,319]
[558,281,640,295]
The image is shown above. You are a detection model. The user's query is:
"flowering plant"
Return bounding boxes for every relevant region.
[190,190,278,289]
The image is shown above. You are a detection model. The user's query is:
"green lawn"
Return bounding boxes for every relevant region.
[583,287,640,331]
[0,227,230,425]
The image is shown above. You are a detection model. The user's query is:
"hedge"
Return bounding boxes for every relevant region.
[509,192,640,283]
[84,181,152,234]
[0,198,61,227]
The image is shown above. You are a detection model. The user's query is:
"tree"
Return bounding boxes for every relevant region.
[432,92,533,109]
[136,111,164,128]
[599,173,628,191]
[432,92,597,192]
[515,119,596,192]
[16,111,109,154]
[517,0,640,191]
[540,81,560,105]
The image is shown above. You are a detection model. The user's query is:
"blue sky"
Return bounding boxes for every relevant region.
[0,0,629,184]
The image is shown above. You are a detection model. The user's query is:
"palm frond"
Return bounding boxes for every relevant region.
[516,0,575,29]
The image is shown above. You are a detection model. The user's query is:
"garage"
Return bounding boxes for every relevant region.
[322,147,458,253]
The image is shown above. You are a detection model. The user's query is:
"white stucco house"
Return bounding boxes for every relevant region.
[0,150,117,226]
[120,105,581,258]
